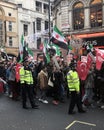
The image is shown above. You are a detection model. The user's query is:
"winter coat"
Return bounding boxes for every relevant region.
[38,70,48,90]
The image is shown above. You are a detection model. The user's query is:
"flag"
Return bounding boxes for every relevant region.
[51,43,61,56]
[17,35,24,62]
[77,61,89,80]
[86,44,94,52]
[52,55,60,69]
[26,45,34,61]
[51,25,68,50]
[0,47,9,61]
[87,52,95,69]
[95,49,104,70]
[68,44,73,50]
[43,41,50,64]
[17,35,34,62]
[15,63,21,82]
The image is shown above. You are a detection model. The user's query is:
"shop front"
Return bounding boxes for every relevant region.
[68,32,104,55]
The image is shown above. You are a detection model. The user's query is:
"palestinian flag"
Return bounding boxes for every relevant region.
[51,25,68,50]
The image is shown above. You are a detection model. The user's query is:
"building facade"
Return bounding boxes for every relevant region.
[0,0,53,56]
[0,0,18,56]
[53,0,104,50]
[17,0,53,50]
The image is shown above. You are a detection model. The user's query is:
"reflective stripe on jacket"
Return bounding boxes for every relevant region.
[67,70,80,92]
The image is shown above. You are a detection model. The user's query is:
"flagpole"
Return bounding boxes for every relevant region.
[48,0,51,44]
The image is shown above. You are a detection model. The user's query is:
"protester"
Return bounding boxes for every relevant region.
[37,65,49,104]
[82,63,95,107]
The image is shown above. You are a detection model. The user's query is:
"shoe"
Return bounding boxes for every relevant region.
[23,106,28,109]
[68,111,76,115]
[32,105,39,109]
[101,105,104,109]
[32,106,39,109]
[9,94,13,98]
[42,100,48,104]
[39,98,44,102]
[78,109,86,113]
[82,104,87,108]
[52,100,59,105]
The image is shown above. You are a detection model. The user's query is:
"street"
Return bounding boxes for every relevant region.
[0,94,104,130]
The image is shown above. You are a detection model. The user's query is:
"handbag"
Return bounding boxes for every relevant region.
[48,77,54,87]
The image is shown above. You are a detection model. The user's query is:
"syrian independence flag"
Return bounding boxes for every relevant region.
[95,49,104,70]
[17,35,34,62]
[43,41,50,64]
[51,25,68,50]
[26,45,34,61]
[17,35,25,62]
[50,43,61,56]
[77,61,89,81]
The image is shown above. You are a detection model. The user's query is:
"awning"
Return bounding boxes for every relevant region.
[68,32,104,39]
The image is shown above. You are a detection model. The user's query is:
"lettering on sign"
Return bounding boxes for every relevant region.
[83,40,97,46]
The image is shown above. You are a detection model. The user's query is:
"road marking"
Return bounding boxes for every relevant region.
[76,120,96,127]
[65,120,76,130]
[65,120,96,130]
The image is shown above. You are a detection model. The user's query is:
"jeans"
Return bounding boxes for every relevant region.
[82,88,94,103]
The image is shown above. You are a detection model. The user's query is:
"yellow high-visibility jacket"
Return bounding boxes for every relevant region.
[19,67,25,84]
[67,70,80,92]
[20,67,33,85]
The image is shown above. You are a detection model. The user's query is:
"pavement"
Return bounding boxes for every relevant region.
[0,93,104,130]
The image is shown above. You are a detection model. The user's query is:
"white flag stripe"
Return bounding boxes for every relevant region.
[52,31,67,44]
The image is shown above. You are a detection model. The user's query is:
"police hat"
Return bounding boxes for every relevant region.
[69,61,77,68]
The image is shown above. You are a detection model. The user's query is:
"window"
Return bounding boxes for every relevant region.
[44,4,48,14]
[0,20,3,46]
[36,1,42,12]
[73,2,84,30]
[90,0,102,28]
[8,13,11,16]
[9,37,12,46]
[23,24,28,36]
[45,21,48,30]
[18,4,22,8]
[37,38,41,49]
[36,18,41,31]
[8,21,12,31]
[33,21,35,34]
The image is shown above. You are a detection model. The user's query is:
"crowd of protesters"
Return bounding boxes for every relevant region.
[0,53,104,113]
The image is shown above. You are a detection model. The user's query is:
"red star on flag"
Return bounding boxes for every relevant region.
[64,39,67,43]
[55,34,59,39]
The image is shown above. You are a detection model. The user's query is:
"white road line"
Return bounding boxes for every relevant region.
[65,120,76,130]
[65,120,96,130]
[76,120,96,127]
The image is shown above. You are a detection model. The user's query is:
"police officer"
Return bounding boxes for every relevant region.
[67,62,86,114]
[20,59,39,109]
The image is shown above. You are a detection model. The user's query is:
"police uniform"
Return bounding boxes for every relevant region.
[20,61,38,109]
[67,63,85,114]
